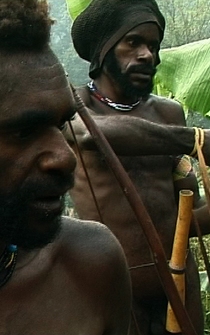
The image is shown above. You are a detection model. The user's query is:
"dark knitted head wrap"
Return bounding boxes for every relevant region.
[71,0,165,79]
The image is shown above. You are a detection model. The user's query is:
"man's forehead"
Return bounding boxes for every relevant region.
[0,57,68,92]
[1,47,64,73]
[123,22,161,39]
[0,52,75,119]
[0,77,75,123]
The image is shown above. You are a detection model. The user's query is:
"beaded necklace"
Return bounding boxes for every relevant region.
[0,244,17,288]
[87,81,141,112]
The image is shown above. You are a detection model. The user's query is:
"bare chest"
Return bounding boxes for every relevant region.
[73,153,175,205]
[72,153,177,243]
[0,267,104,335]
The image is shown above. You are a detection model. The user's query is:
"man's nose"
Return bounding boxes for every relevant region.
[136,45,153,62]
[38,128,77,176]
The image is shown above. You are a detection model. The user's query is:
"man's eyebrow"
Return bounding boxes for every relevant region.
[0,110,54,129]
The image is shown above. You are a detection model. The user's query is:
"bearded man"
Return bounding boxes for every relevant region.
[64,0,210,334]
[0,1,131,334]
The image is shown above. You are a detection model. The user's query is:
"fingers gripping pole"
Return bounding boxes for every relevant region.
[166,190,194,333]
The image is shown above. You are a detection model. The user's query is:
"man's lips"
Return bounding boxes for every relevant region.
[26,177,74,215]
[31,195,64,214]
[30,186,69,214]
[130,72,152,81]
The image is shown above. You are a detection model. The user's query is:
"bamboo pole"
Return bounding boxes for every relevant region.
[166,190,194,333]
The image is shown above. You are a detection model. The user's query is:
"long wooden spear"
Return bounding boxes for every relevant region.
[71,85,197,335]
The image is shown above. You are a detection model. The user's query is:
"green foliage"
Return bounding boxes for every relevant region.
[154,39,210,116]
[65,0,91,20]
[201,290,210,334]
[190,237,210,333]
[158,0,210,48]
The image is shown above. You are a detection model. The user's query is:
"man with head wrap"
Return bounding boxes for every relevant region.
[65,0,208,334]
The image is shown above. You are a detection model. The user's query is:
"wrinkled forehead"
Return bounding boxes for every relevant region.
[0,50,69,93]
[0,50,76,120]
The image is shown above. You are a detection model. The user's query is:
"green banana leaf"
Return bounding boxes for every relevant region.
[65,0,91,20]
[154,39,210,117]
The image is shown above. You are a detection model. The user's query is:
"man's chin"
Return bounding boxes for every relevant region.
[135,83,153,97]
[123,86,152,99]
[12,216,62,251]
[120,77,153,98]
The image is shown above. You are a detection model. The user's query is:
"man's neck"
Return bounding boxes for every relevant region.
[88,80,141,112]
[93,76,139,105]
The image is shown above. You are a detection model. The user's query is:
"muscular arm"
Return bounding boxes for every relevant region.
[65,114,195,156]
[64,111,210,166]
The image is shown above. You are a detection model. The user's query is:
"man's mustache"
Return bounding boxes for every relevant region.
[127,64,157,76]
[25,175,74,199]
[4,174,75,203]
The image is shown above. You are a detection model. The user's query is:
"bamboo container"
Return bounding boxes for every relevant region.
[166,189,194,333]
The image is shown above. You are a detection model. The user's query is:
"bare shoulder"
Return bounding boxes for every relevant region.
[58,216,128,272]
[55,216,131,334]
[149,93,182,110]
[148,94,186,125]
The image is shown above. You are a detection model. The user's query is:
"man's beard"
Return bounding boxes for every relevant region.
[0,175,73,251]
[104,49,156,98]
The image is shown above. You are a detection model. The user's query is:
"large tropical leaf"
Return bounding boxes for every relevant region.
[65,0,91,20]
[154,39,210,116]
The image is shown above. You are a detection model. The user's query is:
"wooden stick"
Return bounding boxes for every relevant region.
[166,190,194,333]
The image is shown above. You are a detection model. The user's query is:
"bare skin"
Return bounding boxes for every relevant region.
[0,51,131,335]
[66,23,207,335]
[0,217,131,335]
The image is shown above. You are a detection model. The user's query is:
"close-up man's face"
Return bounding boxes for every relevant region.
[104,23,160,98]
[0,51,76,250]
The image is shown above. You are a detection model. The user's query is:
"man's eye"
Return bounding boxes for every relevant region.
[125,36,141,48]
[127,39,137,47]
[15,127,34,139]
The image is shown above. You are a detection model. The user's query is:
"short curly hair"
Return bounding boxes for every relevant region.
[0,0,54,51]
